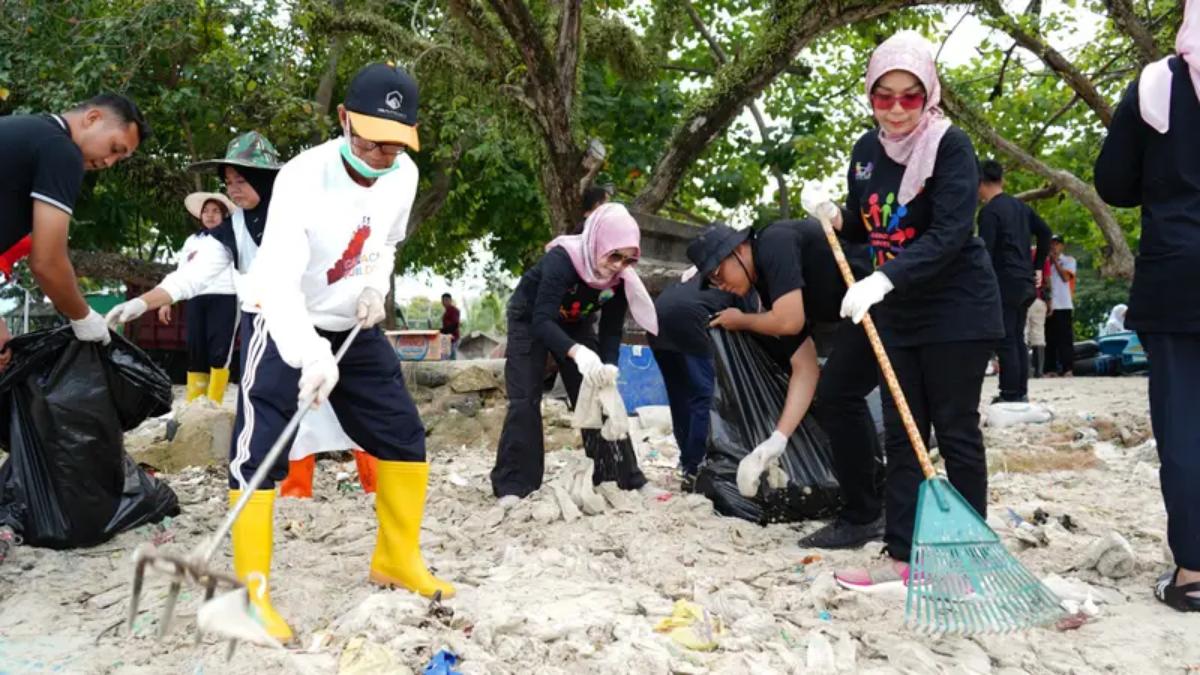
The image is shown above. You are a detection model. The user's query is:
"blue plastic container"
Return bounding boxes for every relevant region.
[616,344,669,413]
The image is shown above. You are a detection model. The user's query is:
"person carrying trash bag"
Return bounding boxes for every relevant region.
[0,93,151,361]
[1094,0,1200,613]
[490,202,660,507]
[688,218,885,548]
[801,32,1002,591]
[159,191,238,403]
[106,129,282,406]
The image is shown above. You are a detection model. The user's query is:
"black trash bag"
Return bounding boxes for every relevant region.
[0,327,179,549]
[582,428,647,490]
[695,328,841,524]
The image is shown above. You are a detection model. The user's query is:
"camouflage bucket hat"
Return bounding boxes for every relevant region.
[188,131,282,172]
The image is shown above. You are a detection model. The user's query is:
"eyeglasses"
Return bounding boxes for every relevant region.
[605,251,639,267]
[870,91,927,111]
[347,123,408,156]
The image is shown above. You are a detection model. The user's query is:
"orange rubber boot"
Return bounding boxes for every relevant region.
[354,450,378,494]
[277,455,315,498]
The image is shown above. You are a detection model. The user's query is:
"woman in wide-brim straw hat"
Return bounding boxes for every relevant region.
[801,31,1002,592]
[160,191,239,403]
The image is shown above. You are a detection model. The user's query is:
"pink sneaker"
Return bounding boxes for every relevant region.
[834,560,910,593]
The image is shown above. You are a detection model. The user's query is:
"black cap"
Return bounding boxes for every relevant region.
[345,63,420,150]
[686,222,752,288]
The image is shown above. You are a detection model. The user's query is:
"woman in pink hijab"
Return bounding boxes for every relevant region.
[1095,0,1200,612]
[490,203,659,504]
[805,32,1002,591]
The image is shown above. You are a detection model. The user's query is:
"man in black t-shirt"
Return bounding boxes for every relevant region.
[688,220,885,548]
[0,93,151,361]
[977,160,1052,403]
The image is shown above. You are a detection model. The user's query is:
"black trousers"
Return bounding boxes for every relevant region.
[491,317,646,498]
[1045,309,1075,375]
[1141,333,1200,570]
[812,320,883,524]
[229,314,425,489]
[653,349,715,475]
[997,301,1032,400]
[880,340,991,561]
[186,294,239,371]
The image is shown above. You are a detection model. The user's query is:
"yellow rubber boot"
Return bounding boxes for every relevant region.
[186,372,209,402]
[229,489,295,643]
[369,461,456,599]
[207,367,231,405]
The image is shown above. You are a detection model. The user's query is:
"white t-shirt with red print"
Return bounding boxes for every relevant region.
[250,139,416,368]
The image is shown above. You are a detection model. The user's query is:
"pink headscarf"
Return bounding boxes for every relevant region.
[545,203,658,335]
[1138,0,1200,134]
[865,31,953,206]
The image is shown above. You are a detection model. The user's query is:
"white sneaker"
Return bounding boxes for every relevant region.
[497,494,521,509]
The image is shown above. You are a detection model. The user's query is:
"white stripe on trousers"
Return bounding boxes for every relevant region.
[223,307,242,370]
[230,312,269,490]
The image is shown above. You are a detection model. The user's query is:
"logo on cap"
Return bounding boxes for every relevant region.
[385,91,403,111]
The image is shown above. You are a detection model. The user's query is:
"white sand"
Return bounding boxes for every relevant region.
[1,375,1198,674]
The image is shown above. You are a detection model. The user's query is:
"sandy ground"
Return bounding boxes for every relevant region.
[1,374,1198,674]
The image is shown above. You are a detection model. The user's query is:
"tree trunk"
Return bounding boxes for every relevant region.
[1103,0,1162,68]
[941,86,1135,279]
[313,0,347,142]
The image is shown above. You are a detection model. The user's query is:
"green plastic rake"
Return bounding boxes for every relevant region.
[815,204,1063,634]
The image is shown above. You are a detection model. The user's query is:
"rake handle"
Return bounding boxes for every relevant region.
[198,322,365,564]
[815,206,936,480]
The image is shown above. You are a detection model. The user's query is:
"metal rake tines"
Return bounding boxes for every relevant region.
[905,543,1064,635]
[128,543,243,639]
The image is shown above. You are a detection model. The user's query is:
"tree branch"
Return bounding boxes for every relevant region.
[941,84,1133,279]
[979,0,1113,126]
[681,0,789,218]
[1014,185,1061,201]
[555,0,583,107]
[1103,0,1161,67]
[632,0,975,214]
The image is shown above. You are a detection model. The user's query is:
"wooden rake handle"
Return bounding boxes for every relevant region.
[815,206,937,480]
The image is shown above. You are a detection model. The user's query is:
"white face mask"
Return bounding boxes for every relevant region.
[340,123,403,179]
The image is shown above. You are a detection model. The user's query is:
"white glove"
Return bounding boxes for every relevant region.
[105,298,148,329]
[571,345,604,385]
[840,271,894,324]
[680,266,698,283]
[737,431,788,497]
[356,288,386,328]
[801,180,842,230]
[71,309,112,345]
[297,339,338,409]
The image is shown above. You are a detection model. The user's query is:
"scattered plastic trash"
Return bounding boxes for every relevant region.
[447,473,470,487]
[801,554,823,565]
[1056,611,1090,631]
[818,610,832,622]
[339,635,400,674]
[653,600,724,651]
[423,649,463,675]
[655,492,672,502]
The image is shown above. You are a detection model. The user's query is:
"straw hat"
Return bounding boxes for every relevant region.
[184,192,236,221]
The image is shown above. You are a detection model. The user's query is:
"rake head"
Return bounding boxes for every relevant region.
[128,541,243,640]
[906,478,1064,635]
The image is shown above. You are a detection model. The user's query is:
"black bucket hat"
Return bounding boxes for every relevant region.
[687,222,752,287]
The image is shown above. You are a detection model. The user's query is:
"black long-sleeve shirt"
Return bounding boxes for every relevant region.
[648,277,737,356]
[841,126,1003,346]
[1095,57,1200,333]
[507,246,628,363]
[977,192,1052,306]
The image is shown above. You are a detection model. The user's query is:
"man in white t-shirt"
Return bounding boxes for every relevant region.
[1045,234,1077,376]
[225,63,453,642]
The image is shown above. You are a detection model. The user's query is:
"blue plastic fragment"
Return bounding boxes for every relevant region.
[423,649,463,675]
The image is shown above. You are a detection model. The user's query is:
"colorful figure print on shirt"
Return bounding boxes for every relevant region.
[326,220,373,284]
[558,287,615,323]
[861,191,916,267]
[855,161,874,182]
